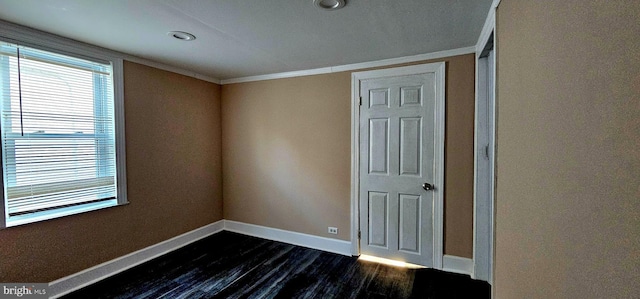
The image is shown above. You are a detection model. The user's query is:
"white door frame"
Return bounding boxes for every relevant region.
[473,0,499,284]
[350,63,446,270]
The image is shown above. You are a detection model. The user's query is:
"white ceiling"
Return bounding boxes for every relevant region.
[0,0,493,80]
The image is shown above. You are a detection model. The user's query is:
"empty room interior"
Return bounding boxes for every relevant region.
[0,0,638,298]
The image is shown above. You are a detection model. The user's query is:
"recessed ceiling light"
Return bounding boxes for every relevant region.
[313,0,346,10]
[167,31,196,41]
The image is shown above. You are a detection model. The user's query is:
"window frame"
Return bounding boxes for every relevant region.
[0,22,127,228]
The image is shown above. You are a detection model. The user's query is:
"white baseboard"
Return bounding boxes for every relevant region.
[48,220,225,298]
[442,254,474,276]
[223,220,352,256]
[48,220,468,298]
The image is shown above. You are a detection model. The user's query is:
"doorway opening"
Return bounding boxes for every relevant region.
[474,32,495,283]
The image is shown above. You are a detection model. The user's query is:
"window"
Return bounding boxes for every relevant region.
[0,38,127,228]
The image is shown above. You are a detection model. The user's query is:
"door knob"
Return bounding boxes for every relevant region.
[422,183,434,191]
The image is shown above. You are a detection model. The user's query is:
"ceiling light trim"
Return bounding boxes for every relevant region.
[168,31,196,41]
[313,0,346,10]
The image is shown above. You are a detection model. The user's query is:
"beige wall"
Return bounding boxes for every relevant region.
[222,72,352,240]
[222,54,476,257]
[495,0,640,297]
[0,61,223,282]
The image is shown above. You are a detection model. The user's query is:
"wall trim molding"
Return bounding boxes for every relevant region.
[123,56,221,84]
[48,220,225,298]
[0,19,222,85]
[476,0,499,55]
[0,20,478,86]
[220,46,476,85]
[473,0,499,286]
[223,220,352,256]
[443,255,474,276]
[47,220,475,297]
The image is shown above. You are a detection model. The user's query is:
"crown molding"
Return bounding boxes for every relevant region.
[0,19,221,85]
[221,46,476,85]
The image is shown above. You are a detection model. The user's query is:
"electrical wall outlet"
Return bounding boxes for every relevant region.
[328,227,338,234]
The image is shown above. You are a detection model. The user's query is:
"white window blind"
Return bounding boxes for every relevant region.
[0,41,119,218]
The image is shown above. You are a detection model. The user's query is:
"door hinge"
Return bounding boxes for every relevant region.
[359,97,362,106]
[358,230,361,239]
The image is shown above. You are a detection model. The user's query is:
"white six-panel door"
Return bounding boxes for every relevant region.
[353,63,445,268]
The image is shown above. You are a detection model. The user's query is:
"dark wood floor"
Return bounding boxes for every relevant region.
[63,231,489,298]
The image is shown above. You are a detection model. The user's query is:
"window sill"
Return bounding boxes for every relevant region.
[5,199,128,228]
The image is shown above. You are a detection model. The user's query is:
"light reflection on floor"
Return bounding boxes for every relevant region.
[358,254,426,269]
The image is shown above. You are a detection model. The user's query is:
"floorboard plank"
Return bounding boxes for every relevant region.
[62,231,490,299]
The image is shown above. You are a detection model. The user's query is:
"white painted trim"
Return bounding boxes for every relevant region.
[0,22,129,227]
[476,3,496,55]
[46,220,470,298]
[473,54,482,281]
[48,220,225,298]
[493,0,502,11]
[0,19,221,84]
[221,46,475,84]
[443,255,474,276]
[113,57,128,206]
[0,20,476,86]
[6,200,122,228]
[473,0,499,286]
[433,62,446,270]
[332,46,474,73]
[221,67,334,85]
[223,220,352,256]
[350,71,360,256]
[350,62,446,269]
[123,56,221,84]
